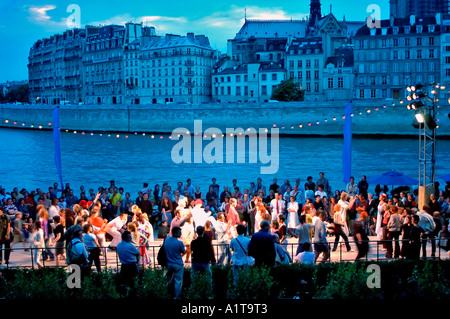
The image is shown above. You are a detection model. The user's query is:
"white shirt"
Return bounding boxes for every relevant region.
[48,205,60,219]
[287,202,300,229]
[294,251,315,265]
[270,198,286,220]
[108,216,124,230]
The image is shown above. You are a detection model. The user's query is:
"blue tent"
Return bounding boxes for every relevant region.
[367,170,418,187]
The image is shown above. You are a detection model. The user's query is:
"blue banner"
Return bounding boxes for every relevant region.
[342,101,352,184]
[52,107,63,188]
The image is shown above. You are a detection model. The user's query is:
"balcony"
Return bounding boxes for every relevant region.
[185,60,194,66]
[184,71,195,76]
[185,82,195,88]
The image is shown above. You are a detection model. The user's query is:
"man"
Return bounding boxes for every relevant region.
[417,207,436,258]
[316,172,331,196]
[215,212,230,265]
[219,186,231,204]
[48,198,60,220]
[428,194,441,214]
[0,206,11,265]
[293,242,315,265]
[109,187,123,208]
[186,179,195,198]
[248,220,276,268]
[313,195,325,212]
[66,229,90,277]
[65,190,78,208]
[270,193,285,221]
[190,226,216,280]
[169,209,191,237]
[255,178,266,194]
[269,178,280,194]
[346,177,358,198]
[205,186,219,213]
[408,215,423,259]
[164,226,186,299]
[138,193,153,222]
[280,179,291,194]
[304,176,315,192]
[313,210,330,263]
[230,224,252,282]
[116,230,140,297]
[353,211,369,260]
[105,212,128,249]
[209,178,220,196]
[357,176,369,197]
[315,185,327,199]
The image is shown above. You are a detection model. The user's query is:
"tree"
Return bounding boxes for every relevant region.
[5,84,29,103]
[271,78,304,102]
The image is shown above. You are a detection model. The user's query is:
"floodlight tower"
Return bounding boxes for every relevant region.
[405,83,440,210]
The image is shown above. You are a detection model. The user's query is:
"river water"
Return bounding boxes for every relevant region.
[1,127,449,197]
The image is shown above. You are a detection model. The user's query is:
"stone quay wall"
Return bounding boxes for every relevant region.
[1,99,449,137]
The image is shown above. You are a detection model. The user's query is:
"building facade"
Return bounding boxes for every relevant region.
[139,33,216,104]
[354,14,444,100]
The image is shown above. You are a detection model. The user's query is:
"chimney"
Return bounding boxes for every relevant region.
[436,12,441,25]
[410,14,415,25]
[187,32,195,41]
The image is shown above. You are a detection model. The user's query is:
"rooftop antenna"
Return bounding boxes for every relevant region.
[245,7,247,21]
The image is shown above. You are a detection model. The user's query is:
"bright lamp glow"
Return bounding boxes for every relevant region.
[415,113,425,123]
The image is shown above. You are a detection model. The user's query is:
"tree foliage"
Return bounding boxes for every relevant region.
[271,78,304,102]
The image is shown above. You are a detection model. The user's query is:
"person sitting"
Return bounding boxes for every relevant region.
[293,242,315,265]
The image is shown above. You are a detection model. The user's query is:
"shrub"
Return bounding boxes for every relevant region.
[226,266,275,299]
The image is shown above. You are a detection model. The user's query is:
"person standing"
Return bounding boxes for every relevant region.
[353,211,369,260]
[230,224,252,282]
[116,230,140,297]
[386,206,401,258]
[164,226,186,299]
[0,207,11,265]
[313,211,330,263]
[248,220,276,268]
[287,196,300,236]
[190,226,216,281]
[332,204,352,252]
[215,212,231,265]
[407,215,424,260]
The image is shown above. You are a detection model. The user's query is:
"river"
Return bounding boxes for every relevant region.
[1,127,449,197]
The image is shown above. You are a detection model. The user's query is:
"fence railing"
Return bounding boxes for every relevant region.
[0,237,446,270]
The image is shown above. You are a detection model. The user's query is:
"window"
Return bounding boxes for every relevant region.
[359,90,364,98]
[298,71,302,80]
[289,60,294,68]
[338,77,343,88]
[328,78,333,89]
[417,50,422,59]
[393,39,398,47]
[405,50,410,59]
[236,86,241,96]
[261,74,267,81]
[306,82,311,92]
[429,37,434,45]
[405,38,410,46]
[306,60,311,68]
[272,73,277,81]
[261,85,267,95]
[393,51,398,59]
[314,70,319,80]
[314,82,319,92]
[298,60,302,68]
[417,38,422,46]
[236,75,241,82]
[314,59,319,68]
[371,89,376,98]
[446,56,450,64]
[429,49,434,58]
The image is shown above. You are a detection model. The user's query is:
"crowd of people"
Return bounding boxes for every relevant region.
[0,174,450,297]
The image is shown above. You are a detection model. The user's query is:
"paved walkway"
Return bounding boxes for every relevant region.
[1,235,448,270]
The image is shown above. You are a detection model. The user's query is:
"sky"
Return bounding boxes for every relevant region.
[0,0,389,83]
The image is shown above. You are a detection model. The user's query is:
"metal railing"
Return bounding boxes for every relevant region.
[0,237,446,270]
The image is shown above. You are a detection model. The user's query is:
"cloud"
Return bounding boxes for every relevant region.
[25,5,67,29]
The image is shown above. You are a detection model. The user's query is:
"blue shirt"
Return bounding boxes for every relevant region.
[117,240,140,264]
[230,235,251,266]
[164,236,186,266]
[83,233,97,250]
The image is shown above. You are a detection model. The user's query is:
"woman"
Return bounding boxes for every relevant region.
[227,198,242,238]
[375,193,388,249]
[400,215,413,258]
[160,196,173,226]
[90,208,107,248]
[287,196,300,236]
[353,211,369,260]
[38,208,55,261]
[277,214,288,251]
[181,217,195,263]
[220,196,230,214]
[289,214,314,256]
[386,205,401,258]
[254,203,267,233]
[83,222,101,272]
[51,215,66,264]
[332,204,352,252]
[30,221,45,268]
[194,186,203,200]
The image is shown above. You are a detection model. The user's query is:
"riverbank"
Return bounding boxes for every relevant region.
[1,99,449,136]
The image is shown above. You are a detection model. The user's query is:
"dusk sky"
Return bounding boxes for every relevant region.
[0,0,389,83]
